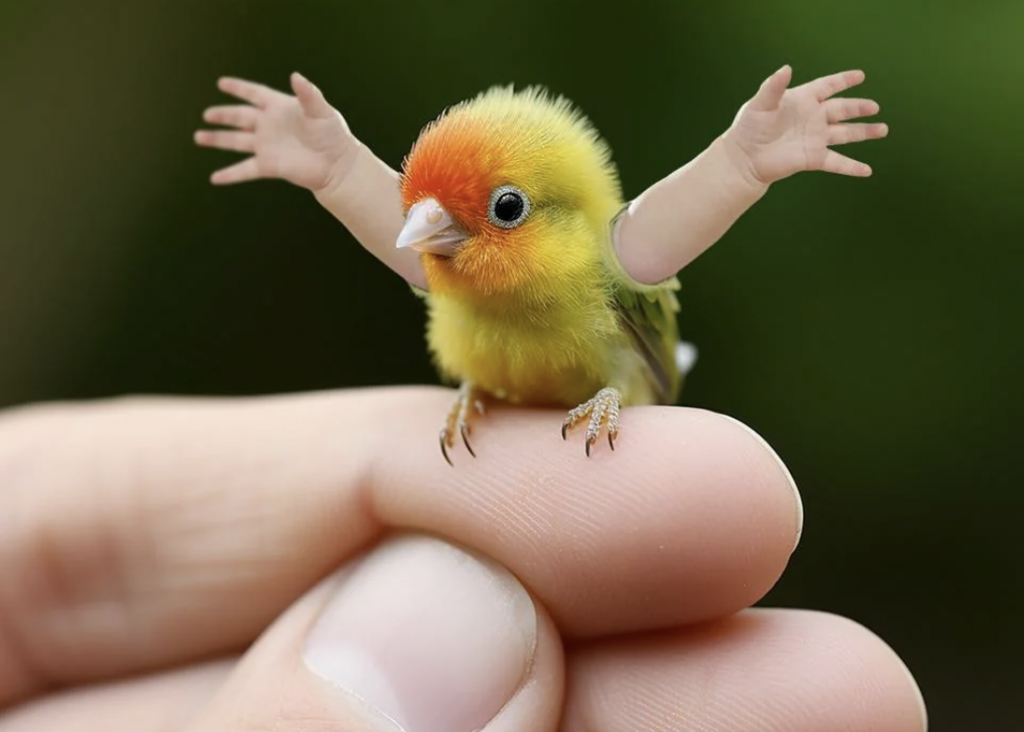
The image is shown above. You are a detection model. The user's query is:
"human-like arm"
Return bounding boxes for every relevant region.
[194,73,427,289]
[613,66,889,284]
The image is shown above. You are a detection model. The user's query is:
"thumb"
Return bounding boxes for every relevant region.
[185,533,564,732]
[748,64,792,112]
[291,71,335,119]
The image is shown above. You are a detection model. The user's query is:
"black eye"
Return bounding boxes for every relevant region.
[487,185,531,229]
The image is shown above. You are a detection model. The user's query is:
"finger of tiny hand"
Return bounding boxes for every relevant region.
[562,609,927,732]
[828,122,889,146]
[748,64,792,112]
[202,105,258,131]
[826,97,880,123]
[209,158,261,185]
[0,388,800,698]
[822,149,872,176]
[193,130,254,153]
[216,77,281,108]
[804,69,866,102]
[290,72,333,119]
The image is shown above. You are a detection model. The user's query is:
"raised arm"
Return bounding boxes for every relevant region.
[613,66,889,284]
[194,73,427,289]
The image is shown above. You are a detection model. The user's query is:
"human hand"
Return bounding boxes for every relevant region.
[194,72,427,289]
[194,72,357,191]
[0,388,926,732]
[724,65,889,185]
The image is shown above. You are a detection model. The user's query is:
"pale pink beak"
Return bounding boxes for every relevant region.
[396,198,468,257]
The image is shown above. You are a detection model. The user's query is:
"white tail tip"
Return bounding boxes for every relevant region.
[675,341,698,375]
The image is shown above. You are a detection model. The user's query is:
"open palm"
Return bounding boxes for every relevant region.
[728,66,888,183]
[194,72,354,191]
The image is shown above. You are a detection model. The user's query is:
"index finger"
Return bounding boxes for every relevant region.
[0,387,801,703]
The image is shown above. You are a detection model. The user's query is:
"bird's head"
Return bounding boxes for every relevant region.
[398,86,623,299]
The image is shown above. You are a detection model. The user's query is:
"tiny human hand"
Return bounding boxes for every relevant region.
[194,72,356,191]
[0,388,926,732]
[724,65,889,184]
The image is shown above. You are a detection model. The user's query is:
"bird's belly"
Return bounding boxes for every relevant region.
[426,302,613,407]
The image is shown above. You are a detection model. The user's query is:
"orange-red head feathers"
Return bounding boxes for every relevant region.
[397,86,624,301]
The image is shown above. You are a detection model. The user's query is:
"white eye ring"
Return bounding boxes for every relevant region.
[487,185,531,229]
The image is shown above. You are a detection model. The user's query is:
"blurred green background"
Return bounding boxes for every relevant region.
[1,0,1021,728]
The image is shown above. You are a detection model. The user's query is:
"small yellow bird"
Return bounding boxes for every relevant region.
[396,86,694,463]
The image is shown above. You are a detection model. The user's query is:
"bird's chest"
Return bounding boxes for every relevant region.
[424,294,619,406]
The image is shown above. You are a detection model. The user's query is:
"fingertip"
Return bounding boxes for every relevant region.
[773,64,792,87]
[807,611,929,732]
[190,537,564,732]
[714,413,802,553]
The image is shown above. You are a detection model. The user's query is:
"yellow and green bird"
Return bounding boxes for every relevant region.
[396,85,695,463]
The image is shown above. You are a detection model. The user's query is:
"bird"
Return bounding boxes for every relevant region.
[395,85,696,464]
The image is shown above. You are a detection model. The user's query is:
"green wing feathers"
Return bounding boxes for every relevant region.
[612,277,690,405]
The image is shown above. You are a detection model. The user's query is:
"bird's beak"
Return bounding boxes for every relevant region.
[396,198,468,257]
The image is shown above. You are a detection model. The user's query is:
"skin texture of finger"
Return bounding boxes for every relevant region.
[804,69,866,101]
[188,538,564,732]
[0,387,799,701]
[562,609,927,732]
[367,394,800,637]
[210,158,259,184]
[216,77,280,108]
[202,105,258,130]
[829,122,889,145]
[749,65,791,111]
[0,393,380,702]
[0,658,232,732]
[193,129,254,152]
[823,150,871,176]
[826,98,880,123]
[291,72,332,118]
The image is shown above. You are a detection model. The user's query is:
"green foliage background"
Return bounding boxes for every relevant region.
[1,1,1021,728]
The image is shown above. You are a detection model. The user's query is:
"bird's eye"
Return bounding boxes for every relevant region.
[487,185,531,229]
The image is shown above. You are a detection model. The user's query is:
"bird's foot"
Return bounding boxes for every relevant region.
[561,387,622,457]
[440,381,486,466]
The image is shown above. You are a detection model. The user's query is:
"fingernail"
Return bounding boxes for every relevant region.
[303,535,537,732]
[719,415,803,552]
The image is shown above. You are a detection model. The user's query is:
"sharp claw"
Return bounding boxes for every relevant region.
[563,387,623,458]
[440,430,453,467]
[439,383,486,464]
[461,423,476,458]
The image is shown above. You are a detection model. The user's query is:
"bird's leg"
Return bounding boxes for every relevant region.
[440,381,486,466]
[561,387,622,457]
